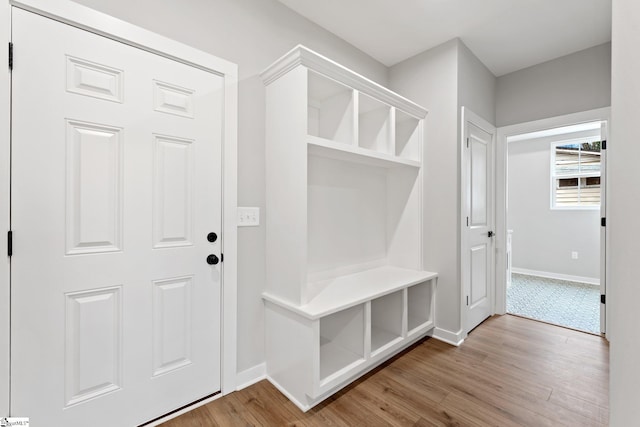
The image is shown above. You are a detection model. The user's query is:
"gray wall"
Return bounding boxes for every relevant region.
[72,0,388,374]
[390,39,496,338]
[458,41,496,125]
[389,40,461,336]
[508,136,600,280]
[609,0,640,423]
[496,43,611,127]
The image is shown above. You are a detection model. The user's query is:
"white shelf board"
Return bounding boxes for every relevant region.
[408,318,434,336]
[263,266,437,320]
[371,327,402,354]
[307,135,421,169]
[319,340,364,382]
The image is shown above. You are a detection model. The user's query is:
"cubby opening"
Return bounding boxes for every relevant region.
[395,110,421,161]
[307,71,354,145]
[407,281,433,332]
[358,93,392,154]
[319,304,365,381]
[307,154,422,286]
[371,291,403,354]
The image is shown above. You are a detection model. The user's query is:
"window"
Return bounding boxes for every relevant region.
[551,140,601,208]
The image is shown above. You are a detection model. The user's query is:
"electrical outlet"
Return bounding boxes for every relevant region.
[571,251,578,260]
[238,207,260,227]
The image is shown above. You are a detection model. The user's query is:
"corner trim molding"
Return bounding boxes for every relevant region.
[260,44,428,119]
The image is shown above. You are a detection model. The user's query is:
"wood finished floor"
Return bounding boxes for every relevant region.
[161,315,609,426]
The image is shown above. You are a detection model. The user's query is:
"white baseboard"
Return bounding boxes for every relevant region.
[236,362,266,391]
[512,267,599,286]
[431,327,464,346]
[266,375,310,412]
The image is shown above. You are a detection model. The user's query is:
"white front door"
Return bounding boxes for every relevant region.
[11,8,223,425]
[462,109,495,334]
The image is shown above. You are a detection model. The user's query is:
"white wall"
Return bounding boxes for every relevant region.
[609,0,640,424]
[507,136,600,280]
[389,40,460,337]
[496,43,611,127]
[72,0,388,375]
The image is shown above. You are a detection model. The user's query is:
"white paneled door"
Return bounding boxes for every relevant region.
[11,8,222,426]
[463,110,495,334]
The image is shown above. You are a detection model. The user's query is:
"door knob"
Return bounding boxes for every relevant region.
[206,254,219,265]
[488,231,495,238]
[207,232,218,243]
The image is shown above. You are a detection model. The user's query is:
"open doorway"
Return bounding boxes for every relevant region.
[495,109,609,336]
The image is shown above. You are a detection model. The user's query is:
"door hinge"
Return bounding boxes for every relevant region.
[8,42,13,70]
[601,217,606,227]
[466,295,469,306]
[7,230,12,257]
[221,253,224,262]
[601,140,607,150]
[601,294,606,304]
[466,137,469,148]
[466,216,469,227]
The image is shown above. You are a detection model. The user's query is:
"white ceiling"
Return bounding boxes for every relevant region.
[277,0,612,76]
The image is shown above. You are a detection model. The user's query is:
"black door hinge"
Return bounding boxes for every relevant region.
[601,217,606,227]
[466,295,469,306]
[601,294,606,304]
[221,253,224,262]
[7,230,12,257]
[8,42,13,70]
[601,140,607,150]
[466,137,469,148]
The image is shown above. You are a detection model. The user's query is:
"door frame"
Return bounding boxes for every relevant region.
[460,107,496,338]
[495,107,610,336]
[1,0,238,416]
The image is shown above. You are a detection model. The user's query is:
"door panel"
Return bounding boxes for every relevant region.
[11,8,222,426]
[470,244,488,306]
[463,115,495,334]
[470,138,488,226]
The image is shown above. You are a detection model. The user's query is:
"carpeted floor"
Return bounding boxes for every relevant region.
[507,273,601,334]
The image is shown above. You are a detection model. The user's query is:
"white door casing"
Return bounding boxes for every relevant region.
[461,108,495,336]
[0,0,10,418]
[494,108,610,336]
[600,121,608,334]
[10,3,237,424]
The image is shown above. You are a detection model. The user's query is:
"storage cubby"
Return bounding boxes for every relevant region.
[395,110,421,161]
[307,71,354,145]
[262,45,435,411]
[371,291,403,354]
[307,155,388,283]
[358,93,392,154]
[319,304,365,381]
[407,281,433,332]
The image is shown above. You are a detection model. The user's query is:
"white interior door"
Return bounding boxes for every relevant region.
[462,109,495,334]
[11,8,223,425]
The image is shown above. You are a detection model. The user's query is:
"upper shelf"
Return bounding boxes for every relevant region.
[263,266,437,320]
[307,135,421,169]
[260,45,428,120]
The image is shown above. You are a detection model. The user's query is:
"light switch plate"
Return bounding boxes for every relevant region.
[238,207,260,227]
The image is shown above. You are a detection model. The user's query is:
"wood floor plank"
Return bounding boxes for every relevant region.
[162,315,609,427]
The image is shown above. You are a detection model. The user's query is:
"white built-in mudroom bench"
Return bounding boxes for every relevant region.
[261,45,437,411]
